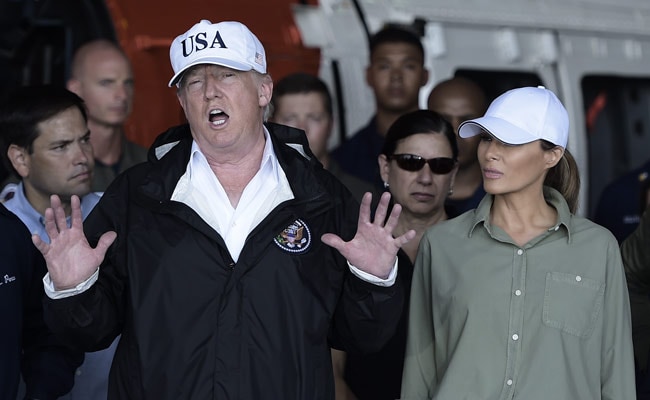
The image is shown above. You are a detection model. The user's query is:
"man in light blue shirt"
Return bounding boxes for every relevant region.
[0,85,115,400]
[3,182,100,243]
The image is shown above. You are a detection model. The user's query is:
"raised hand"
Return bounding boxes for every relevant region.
[32,194,116,291]
[321,191,416,279]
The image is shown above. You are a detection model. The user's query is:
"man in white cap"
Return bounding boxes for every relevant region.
[33,19,414,399]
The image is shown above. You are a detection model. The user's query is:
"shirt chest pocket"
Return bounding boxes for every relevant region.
[542,271,605,338]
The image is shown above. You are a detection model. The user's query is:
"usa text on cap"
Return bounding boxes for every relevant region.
[168,20,267,87]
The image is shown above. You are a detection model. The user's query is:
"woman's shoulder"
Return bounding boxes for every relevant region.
[568,214,619,246]
[424,209,477,239]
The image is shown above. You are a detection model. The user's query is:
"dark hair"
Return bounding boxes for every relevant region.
[541,140,580,213]
[271,73,333,117]
[369,26,424,60]
[0,85,87,174]
[381,109,458,160]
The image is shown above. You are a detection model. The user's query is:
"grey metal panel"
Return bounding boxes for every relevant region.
[292,0,650,215]
[556,31,650,214]
[387,0,650,36]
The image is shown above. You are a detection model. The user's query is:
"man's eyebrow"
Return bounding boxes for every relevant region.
[49,138,74,147]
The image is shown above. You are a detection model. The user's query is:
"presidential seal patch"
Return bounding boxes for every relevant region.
[274,219,311,253]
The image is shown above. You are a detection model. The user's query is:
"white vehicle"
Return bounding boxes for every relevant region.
[1,0,647,217]
[292,0,650,216]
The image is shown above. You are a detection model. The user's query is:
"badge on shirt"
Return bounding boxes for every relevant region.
[274,219,311,253]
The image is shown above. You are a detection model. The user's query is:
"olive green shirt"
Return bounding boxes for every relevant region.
[402,187,635,400]
[91,139,148,192]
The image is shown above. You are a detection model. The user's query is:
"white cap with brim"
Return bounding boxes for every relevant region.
[168,20,267,87]
[458,86,569,148]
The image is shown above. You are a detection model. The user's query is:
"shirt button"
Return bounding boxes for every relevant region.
[515,289,522,296]
[512,334,519,341]
[506,379,513,386]
[517,249,523,255]
[576,275,582,282]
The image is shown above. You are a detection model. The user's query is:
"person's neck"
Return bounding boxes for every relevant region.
[23,184,72,217]
[318,153,330,170]
[206,136,266,209]
[489,188,557,247]
[396,209,448,263]
[89,120,125,166]
[449,161,483,200]
[375,107,418,137]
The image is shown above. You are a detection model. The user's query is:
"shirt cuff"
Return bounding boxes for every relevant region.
[43,268,100,299]
[348,257,398,287]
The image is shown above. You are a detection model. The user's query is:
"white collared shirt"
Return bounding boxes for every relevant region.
[171,128,293,261]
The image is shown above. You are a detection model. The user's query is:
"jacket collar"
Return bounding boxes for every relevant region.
[139,123,330,208]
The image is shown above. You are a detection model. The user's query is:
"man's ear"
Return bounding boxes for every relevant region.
[7,144,30,178]
[258,75,273,107]
[420,68,430,88]
[66,78,81,95]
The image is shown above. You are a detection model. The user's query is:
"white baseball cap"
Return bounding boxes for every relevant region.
[168,20,267,87]
[458,86,569,148]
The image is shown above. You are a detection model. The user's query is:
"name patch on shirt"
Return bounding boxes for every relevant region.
[0,273,17,288]
[274,219,311,254]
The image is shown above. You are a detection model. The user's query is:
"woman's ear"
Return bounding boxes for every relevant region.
[545,146,564,169]
[378,154,390,186]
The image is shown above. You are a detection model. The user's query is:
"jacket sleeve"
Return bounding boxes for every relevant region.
[621,206,650,372]
[401,234,436,399]
[42,182,128,352]
[21,233,84,399]
[332,269,404,354]
[601,234,637,400]
[328,181,405,354]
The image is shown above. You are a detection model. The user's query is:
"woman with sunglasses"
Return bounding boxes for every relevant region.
[401,86,635,399]
[332,109,458,400]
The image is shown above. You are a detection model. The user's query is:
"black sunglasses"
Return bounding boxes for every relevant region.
[389,154,456,174]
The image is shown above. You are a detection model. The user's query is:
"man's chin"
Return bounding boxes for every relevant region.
[63,188,93,202]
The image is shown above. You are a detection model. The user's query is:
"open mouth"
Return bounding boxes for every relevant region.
[209,109,229,126]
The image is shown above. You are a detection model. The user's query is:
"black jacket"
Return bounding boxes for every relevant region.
[0,204,82,400]
[44,123,403,399]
